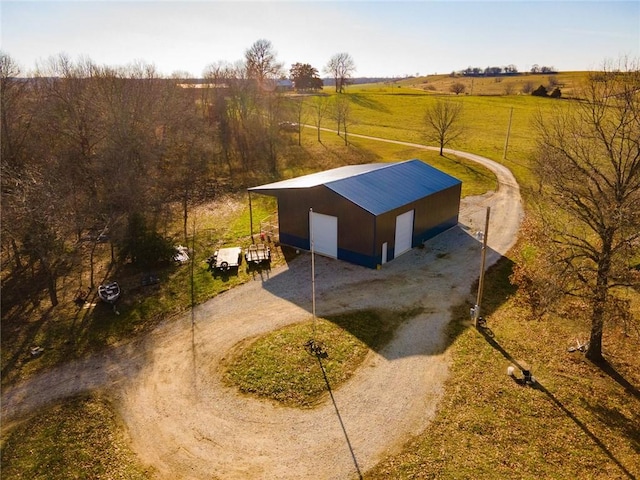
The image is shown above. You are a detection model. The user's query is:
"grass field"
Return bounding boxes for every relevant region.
[328,83,559,196]
[1,394,153,479]
[2,72,638,479]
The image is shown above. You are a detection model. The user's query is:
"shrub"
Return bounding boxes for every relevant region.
[549,87,562,98]
[531,84,548,97]
[450,82,466,95]
[521,81,534,94]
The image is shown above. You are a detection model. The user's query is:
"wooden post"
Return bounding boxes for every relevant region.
[191,214,196,326]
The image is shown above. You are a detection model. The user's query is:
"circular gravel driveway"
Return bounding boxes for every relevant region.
[1,142,522,480]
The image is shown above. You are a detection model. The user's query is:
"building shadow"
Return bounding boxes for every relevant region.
[476,327,637,480]
[260,225,511,360]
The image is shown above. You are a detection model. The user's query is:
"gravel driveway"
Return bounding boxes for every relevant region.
[2,145,522,480]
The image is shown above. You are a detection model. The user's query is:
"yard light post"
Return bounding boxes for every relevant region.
[474,206,490,327]
[310,208,317,336]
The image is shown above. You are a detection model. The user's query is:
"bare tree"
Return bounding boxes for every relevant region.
[1,52,30,174]
[261,91,285,174]
[244,40,286,173]
[156,81,211,243]
[530,58,640,363]
[203,44,292,179]
[450,82,466,95]
[503,82,515,95]
[324,53,356,93]
[244,39,283,88]
[203,61,238,173]
[34,55,105,242]
[423,98,464,155]
[333,95,352,145]
[1,52,32,270]
[287,96,306,146]
[521,81,534,94]
[2,55,84,305]
[310,94,330,142]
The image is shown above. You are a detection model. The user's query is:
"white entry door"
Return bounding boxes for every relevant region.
[310,211,338,258]
[394,210,414,258]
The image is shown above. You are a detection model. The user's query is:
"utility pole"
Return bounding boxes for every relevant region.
[473,207,491,327]
[503,107,513,160]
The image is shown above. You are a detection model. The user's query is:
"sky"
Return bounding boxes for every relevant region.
[1,1,639,78]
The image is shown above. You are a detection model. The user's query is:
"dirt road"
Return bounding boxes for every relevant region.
[2,144,522,480]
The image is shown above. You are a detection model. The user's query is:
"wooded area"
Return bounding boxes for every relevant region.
[1,47,324,306]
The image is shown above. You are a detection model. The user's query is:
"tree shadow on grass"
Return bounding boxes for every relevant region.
[476,326,637,480]
[1,306,53,386]
[347,93,391,113]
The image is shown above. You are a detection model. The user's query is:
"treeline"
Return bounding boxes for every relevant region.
[457,64,557,77]
[0,46,314,305]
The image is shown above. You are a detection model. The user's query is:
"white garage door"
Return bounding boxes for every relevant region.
[310,211,338,258]
[394,210,414,258]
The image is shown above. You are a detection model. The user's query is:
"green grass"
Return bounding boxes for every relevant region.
[222,308,420,408]
[289,125,497,197]
[1,394,152,480]
[310,85,561,197]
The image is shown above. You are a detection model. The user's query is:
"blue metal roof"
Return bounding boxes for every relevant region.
[249,159,461,215]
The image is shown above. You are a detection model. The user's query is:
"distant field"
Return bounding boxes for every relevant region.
[315,81,574,198]
[365,71,588,97]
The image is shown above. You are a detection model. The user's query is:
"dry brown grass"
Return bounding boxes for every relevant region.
[398,71,588,97]
[365,258,640,479]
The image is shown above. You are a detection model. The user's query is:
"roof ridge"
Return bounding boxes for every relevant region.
[323,160,418,185]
